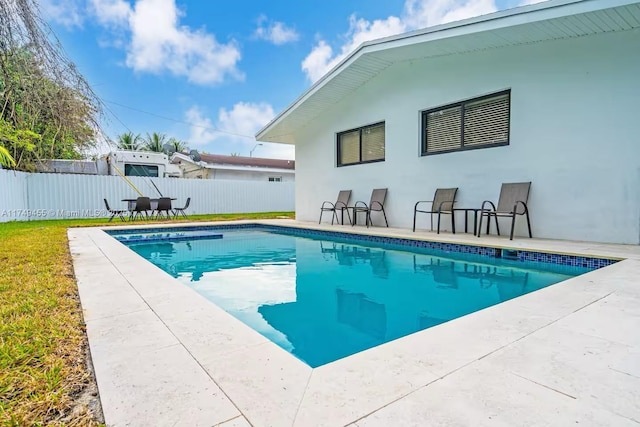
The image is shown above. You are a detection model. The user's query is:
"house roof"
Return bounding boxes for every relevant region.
[256,0,640,144]
[172,152,295,170]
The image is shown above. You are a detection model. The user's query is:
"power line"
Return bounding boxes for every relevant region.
[103,99,256,139]
[102,101,133,134]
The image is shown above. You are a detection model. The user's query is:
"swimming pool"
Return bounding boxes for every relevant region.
[114,226,608,367]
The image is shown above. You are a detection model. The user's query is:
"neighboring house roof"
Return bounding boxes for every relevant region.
[37,160,98,175]
[256,0,640,144]
[171,152,295,171]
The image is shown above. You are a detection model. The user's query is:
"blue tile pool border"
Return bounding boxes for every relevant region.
[105,223,619,270]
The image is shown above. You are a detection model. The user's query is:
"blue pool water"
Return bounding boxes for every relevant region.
[122,229,592,367]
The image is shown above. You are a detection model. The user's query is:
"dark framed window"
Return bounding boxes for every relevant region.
[421,90,510,156]
[337,122,385,167]
[124,164,159,177]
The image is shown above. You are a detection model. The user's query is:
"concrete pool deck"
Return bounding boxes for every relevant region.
[68,219,640,426]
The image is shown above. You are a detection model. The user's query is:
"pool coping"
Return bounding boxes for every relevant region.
[69,219,640,426]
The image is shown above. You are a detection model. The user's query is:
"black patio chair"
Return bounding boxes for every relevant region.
[319,190,351,225]
[130,196,151,221]
[153,197,173,220]
[103,199,126,222]
[477,182,532,240]
[352,188,388,228]
[173,197,191,219]
[413,187,458,233]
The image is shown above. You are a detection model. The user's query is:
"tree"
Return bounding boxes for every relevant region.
[166,137,186,153]
[0,0,102,170]
[0,118,39,167]
[142,132,167,153]
[116,132,141,150]
[229,152,240,156]
[0,145,16,167]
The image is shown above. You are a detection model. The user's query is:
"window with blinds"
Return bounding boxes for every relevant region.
[422,90,510,155]
[337,122,385,166]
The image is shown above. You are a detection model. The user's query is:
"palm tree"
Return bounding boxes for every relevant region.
[0,146,16,167]
[115,132,141,151]
[166,137,186,153]
[143,132,167,153]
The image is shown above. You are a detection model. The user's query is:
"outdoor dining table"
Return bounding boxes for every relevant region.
[121,198,177,211]
[122,199,136,211]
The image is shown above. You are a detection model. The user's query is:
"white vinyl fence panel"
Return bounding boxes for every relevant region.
[0,169,294,222]
[0,170,27,219]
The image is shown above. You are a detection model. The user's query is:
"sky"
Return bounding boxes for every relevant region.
[38,0,538,160]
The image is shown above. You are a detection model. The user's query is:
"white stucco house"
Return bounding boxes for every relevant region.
[256,0,640,244]
[171,152,295,182]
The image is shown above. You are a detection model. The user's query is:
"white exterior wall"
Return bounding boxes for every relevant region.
[211,169,295,182]
[181,167,210,179]
[178,164,294,182]
[295,30,640,244]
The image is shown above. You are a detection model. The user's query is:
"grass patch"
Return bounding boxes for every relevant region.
[0,212,294,425]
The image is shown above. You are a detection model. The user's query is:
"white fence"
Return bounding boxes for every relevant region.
[0,169,295,222]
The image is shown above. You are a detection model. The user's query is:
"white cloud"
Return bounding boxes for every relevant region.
[255,17,300,45]
[89,0,131,27]
[344,14,407,52]
[302,15,405,83]
[88,0,242,85]
[518,0,548,6]
[301,40,335,83]
[184,103,294,159]
[302,0,497,82]
[217,102,276,140]
[38,0,85,28]
[403,0,497,28]
[184,106,219,146]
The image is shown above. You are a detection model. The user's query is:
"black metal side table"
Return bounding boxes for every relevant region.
[453,208,481,235]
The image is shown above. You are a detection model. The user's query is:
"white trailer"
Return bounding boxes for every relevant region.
[106,150,181,178]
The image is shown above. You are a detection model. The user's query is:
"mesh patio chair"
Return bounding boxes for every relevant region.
[319,190,351,225]
[153,197,173,220]
[130,196,151,221]
[103,199,126,222]
[173,197,191,219]
[477,182,532,240]
[353,188,388,228]
[413,187,458,233]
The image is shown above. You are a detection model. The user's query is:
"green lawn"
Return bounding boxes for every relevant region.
[0,212,294,426]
